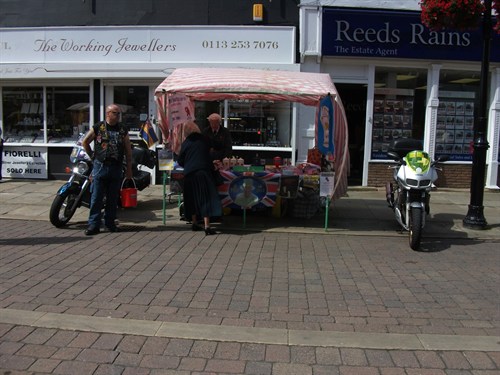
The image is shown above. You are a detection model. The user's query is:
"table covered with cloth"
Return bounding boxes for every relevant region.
[217,170,321,218]
[169,169,322,218]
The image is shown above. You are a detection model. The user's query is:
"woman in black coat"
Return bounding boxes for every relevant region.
[177,120,222,235]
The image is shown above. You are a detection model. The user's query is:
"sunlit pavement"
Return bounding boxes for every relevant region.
[0,179,499,373]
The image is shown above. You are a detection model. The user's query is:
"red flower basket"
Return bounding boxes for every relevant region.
[420,0,500,33]
[494,0,500,32]
[420,0,484,30]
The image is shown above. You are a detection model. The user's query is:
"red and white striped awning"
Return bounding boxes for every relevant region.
[155,67,338,106]
[155,67,349,199]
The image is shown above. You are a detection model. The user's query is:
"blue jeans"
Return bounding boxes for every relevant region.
[88,160,123,229]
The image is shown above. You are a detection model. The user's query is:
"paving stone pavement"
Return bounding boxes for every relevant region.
[0,180,499,374]
[1,325,500,374]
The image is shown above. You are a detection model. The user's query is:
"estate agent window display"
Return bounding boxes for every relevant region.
[435,69,482,162]
[371,68,427,160]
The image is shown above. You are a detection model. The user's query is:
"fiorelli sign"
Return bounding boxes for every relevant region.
[322,8,500,62]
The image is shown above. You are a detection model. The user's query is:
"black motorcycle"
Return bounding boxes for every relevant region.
[49,135,156,228]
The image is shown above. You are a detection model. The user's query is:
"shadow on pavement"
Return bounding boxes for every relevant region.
[0,236,89,245]
[118,198,165,223]
[486,222,500,230]
[418,212,489,252]
[419,237,486,252]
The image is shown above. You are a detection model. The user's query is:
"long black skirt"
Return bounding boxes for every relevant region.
[183,169,222,220]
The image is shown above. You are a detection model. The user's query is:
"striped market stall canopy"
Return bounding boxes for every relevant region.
[155,67,349,199]
[155,67,339,106]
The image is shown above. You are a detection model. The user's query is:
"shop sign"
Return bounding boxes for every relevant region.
[322,8,500,62]
[0,25,295,65]
[2,146,48,179]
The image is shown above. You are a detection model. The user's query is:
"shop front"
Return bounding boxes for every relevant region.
[299,4,500,188]
[0,25,299,182]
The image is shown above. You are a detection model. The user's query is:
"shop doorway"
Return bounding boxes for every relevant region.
[112,86,150,132]
[110,85,157,184]
[335,83,367,186]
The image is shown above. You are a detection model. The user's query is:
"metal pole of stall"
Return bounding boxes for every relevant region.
[324,196,329,231]
[162,171,167,225]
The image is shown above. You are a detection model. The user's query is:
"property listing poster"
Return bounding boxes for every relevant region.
[371,89,414,159]
[435,91,475,162]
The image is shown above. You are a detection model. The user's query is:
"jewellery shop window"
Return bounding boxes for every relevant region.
[2,87,44,144]
[226,100,291,148]
[371,68,427,160]
[2,86,90,144]
[435,69,482,162]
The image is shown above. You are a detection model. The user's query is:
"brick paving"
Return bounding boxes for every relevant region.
[0,219,498,336]
[1,324,500,374]
[1,182,500,374]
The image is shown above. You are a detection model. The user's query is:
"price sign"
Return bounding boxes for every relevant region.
[158,149,174,171]
[320,172,335,198]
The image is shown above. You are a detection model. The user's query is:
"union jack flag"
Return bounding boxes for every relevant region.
[218,170,280,210]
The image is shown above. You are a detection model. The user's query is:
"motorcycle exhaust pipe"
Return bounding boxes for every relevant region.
[385,182,394,208]
[394,207,408,230]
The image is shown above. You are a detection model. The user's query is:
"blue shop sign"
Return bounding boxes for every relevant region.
[322,8,500,62]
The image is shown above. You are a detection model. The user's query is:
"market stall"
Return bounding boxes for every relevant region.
[154,67,349,224]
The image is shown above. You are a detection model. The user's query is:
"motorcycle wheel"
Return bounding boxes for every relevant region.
[49,190,80,227]
[409,207,423,250]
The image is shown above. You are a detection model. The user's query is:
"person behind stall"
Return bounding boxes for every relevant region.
[82,104,133,235]
[202,113,232,162]
[178,120,222,235]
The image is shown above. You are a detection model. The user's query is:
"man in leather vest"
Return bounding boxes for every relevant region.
[82,104,133,235]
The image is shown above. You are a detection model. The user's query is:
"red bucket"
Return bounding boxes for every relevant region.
[120,179,137,208]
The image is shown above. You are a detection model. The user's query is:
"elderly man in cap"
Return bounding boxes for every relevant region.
[202,113,233,162]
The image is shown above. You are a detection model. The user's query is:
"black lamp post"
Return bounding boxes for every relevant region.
[463,0,492,229]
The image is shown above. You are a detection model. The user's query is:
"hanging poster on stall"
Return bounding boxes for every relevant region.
[2,146,48,179]
[316,94,334,155]
[168,94,195,155]
[320,172,335,198]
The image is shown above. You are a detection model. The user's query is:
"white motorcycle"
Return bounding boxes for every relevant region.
[385,139,448,250]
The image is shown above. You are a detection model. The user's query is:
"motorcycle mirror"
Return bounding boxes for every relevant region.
[387,151,401,162]
[436,155,449,163]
